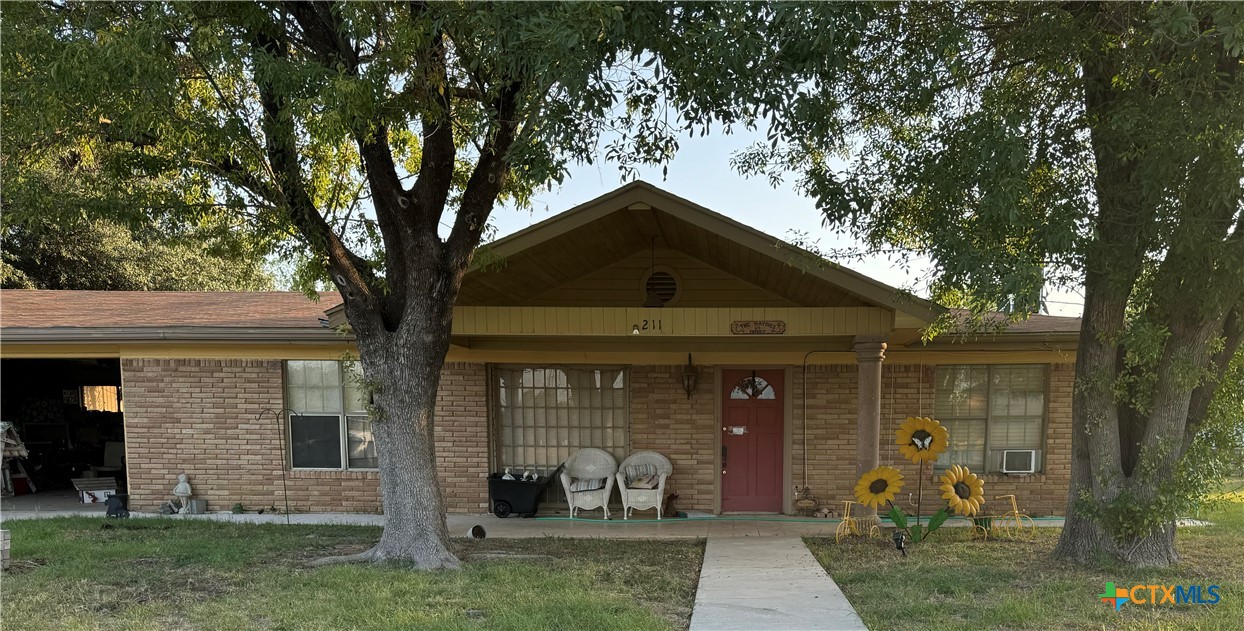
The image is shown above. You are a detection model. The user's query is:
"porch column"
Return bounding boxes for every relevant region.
[854,336,887,519]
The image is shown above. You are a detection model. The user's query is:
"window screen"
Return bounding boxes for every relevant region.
[291,414,343,469]
[493,367,629,477]
[935,365,1047,473]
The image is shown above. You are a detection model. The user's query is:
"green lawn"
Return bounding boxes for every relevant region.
[2,518,703,631]
[806,505,1244,630]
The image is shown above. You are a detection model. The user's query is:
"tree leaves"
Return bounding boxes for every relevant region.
[1,217,273,291]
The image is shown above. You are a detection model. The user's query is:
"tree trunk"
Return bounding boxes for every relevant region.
[1053,389,1118,563]
[313,317,460,569]
[1117,524,1179,566]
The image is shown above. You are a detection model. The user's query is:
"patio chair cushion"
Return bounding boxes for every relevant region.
[625,463,657,484]
[628,474,659,490]
[569,477,607,493]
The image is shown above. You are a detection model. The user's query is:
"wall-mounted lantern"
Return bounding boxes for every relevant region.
[681,353,699,400]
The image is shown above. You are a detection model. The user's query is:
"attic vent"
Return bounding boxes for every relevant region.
[644,271,678,306]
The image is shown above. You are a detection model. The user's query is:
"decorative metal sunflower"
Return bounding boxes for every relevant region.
[895,416,949,464]
[939,464,986,516]
[854,466,905,509]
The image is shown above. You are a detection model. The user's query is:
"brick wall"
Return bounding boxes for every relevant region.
[629,365,718,511]
[121,359,488,514]
[791,362,1074,518]
[792,365,857,514]
[120,357,1072,517]
[434,363,490,513]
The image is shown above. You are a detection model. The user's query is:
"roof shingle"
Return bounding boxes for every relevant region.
[1,290,341,330]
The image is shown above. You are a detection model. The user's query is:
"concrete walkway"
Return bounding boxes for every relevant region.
[690,536,867,631]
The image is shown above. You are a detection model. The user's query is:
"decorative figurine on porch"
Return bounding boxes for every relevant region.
[172,472,193,514]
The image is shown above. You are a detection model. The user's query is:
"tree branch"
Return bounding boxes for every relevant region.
[410,29,457,231]
[445,81,523,271]
[1183,304,1244,451]
[249,21,380,315]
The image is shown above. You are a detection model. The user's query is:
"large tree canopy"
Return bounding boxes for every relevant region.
[1,217,273,291]
[2,16,275,292]
[2,1,780,568]
[731,1,1244,565]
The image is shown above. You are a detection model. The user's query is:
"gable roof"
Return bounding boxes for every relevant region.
[457,181,944,322]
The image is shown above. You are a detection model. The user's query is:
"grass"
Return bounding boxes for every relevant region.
[806,504,1244,630]
[1,518,703,631]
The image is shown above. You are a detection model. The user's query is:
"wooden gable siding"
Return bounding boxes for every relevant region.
[525,249,799,307]
[649,209,874,308]
[458,210,645,305]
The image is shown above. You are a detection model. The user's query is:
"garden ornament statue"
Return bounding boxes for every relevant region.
[173,472,193,514]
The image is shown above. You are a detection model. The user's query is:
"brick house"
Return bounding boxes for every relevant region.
[0,182,1079,516]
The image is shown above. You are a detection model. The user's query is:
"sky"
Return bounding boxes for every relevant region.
[488,126,1086,318]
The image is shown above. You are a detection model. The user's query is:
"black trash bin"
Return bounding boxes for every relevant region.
[487,463,564,518]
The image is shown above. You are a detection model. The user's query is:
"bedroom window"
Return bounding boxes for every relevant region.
[934,365,1047,473]
[285,360,375,470]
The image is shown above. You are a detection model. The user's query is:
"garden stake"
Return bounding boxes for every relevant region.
[915,459,924,538]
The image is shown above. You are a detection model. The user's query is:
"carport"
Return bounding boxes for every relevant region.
[1,358,125,512]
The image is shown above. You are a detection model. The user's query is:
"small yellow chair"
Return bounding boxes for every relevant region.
[835,500,880,543]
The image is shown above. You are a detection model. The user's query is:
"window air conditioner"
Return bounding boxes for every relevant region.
[1001,450,1037,474]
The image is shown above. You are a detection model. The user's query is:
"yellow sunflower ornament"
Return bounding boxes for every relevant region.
[940,464,986,516]
[895,416,949,464]
[854,466,905,509]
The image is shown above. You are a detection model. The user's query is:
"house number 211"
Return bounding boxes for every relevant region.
[633,319,663,333]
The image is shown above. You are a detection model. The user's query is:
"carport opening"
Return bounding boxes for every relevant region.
[2,358,125,510]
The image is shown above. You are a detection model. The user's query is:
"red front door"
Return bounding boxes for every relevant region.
[721,369,784,512]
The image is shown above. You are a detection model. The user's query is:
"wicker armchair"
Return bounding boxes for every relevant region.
[559,448,618,519]
[615,451,673,519]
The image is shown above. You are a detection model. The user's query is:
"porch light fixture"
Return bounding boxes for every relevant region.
[632,324,641,335]
[681,353,699,399]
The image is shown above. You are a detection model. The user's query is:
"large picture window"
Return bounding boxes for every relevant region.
[493,367,629,479]
[285,360,375,470]
[934,365,1047,473]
